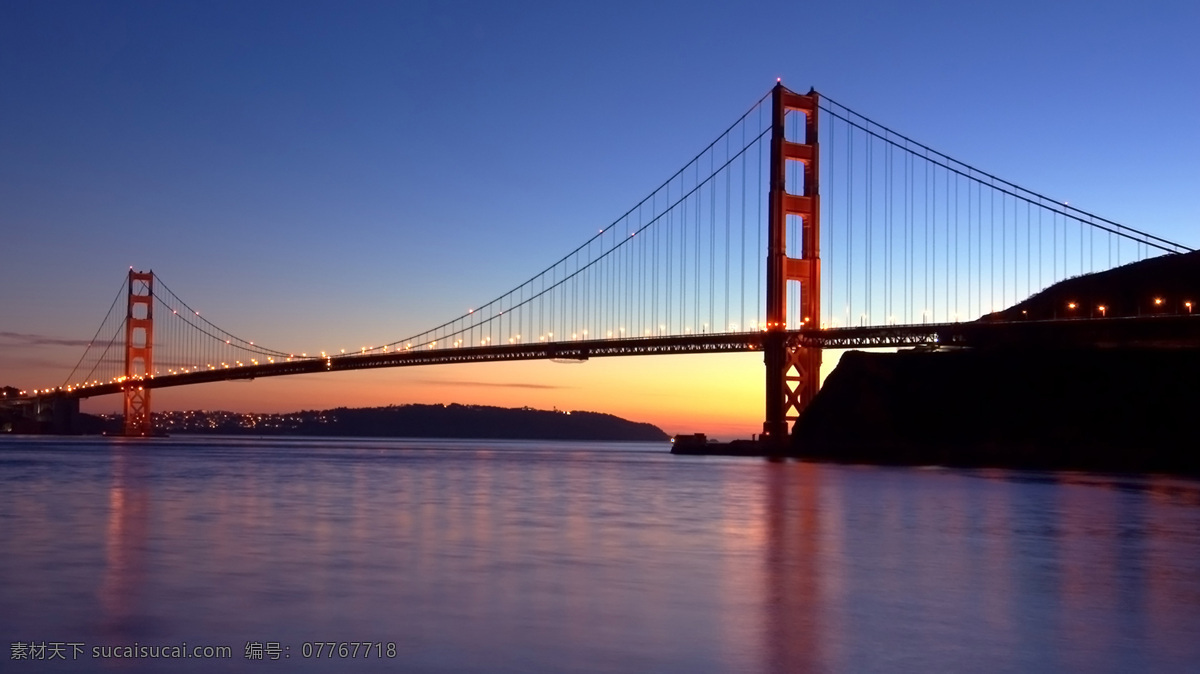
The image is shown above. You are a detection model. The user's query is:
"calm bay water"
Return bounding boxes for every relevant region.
[2,436,1199,673]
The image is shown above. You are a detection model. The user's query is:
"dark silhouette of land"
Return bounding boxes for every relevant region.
[790,348,1200,473]
[790,250,1200,473]
[48,403,668,441]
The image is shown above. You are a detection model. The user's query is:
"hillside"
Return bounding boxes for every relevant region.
[982,249,1200,321]
[135,403,670,441]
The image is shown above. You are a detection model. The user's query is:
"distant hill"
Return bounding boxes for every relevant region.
[142,403,668,441]
[982,249,1200,321]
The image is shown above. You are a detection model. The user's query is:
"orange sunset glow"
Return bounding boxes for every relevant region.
[84,350,855,440]
[80,353,787,439]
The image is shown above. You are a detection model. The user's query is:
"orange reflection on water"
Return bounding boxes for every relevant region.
[763,460,827,673]
[100,448,149,641]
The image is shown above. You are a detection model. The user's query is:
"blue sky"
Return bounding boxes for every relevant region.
[2,1,1197,437]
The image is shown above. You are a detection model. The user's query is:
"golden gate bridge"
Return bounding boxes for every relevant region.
[12,82,1196,442]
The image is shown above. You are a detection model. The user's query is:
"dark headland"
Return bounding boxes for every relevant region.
[789,250,1200,474]
[791,348,1200,473]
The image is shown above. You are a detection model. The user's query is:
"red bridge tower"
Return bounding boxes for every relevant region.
[122,269,154,436]
[763,83,821,446]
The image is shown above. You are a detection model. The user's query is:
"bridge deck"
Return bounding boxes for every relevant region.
[41,314,1200,400]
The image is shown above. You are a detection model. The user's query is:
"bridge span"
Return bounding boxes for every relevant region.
[49,314,1200,400]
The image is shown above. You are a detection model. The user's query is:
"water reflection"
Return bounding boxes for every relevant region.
[762,461,824,672]
[100,447,150,640]
[1,439,1198,673]
[756,464,1200,673]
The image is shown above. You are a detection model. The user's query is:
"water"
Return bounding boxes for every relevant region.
[2,436,1198,673]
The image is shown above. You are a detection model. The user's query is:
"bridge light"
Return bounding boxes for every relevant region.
[1186,301,1193,313]
[1098,305,1107,317]
[1154,297,1163,306]
[1067,302,1077,310]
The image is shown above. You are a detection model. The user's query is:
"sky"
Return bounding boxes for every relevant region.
[2,0,1197,439]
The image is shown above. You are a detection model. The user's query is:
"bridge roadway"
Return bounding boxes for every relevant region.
[45,314,1200,400]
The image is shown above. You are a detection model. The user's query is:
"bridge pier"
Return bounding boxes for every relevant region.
[764,336,821,444]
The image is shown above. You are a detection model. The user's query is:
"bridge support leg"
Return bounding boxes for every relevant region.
[764,336,821,444]
[122,270,154,436]
[762,82,821,448]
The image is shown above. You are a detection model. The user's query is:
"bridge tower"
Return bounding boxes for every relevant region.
[122,269,154,436]
[763,83,821,446]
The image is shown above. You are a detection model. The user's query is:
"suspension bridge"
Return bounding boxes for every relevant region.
[9,82,1196,442]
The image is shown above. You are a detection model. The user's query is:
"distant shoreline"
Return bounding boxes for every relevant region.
[63,402,670,442]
